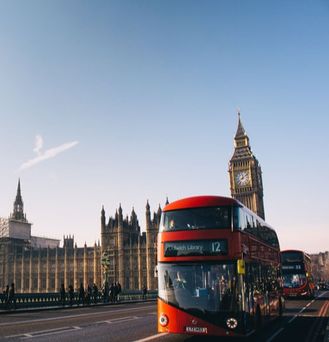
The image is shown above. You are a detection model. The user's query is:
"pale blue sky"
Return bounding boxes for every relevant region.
[0,0,328,253]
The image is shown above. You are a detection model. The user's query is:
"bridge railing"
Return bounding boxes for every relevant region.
[0,290,157,311]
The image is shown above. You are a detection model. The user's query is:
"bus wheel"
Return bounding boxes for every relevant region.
[255,306,262,331]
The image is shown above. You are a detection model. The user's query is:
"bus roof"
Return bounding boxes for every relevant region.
[163,195,237,212]
[281,249,310,258]
[281,249,304,254]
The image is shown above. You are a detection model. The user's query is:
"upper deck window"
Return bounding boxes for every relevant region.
[281,251,303,263]
[160,206,231,232]
[235,207,280,248]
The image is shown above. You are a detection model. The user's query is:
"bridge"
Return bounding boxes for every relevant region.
[0,291,328,341]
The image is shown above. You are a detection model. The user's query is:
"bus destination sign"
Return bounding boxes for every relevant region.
[164,239,228,257]
[282,264,305,271]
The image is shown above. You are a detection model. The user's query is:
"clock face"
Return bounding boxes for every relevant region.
[235,171,250,186]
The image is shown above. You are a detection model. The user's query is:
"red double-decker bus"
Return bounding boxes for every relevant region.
[281,250,315,298]
[157,195,284,338]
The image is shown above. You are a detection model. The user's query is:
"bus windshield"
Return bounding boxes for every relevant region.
[158,263,238,314]
[160,207,231,232]
[283,274,307,288]
[281,251,303,263]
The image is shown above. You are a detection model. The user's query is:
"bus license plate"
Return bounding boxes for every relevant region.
[186,326,208,334]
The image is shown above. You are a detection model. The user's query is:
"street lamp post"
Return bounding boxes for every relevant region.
[101,251,111,285]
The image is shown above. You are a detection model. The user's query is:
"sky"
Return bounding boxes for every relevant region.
[0,0,328,254]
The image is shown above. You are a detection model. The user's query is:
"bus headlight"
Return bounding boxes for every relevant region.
[226,317,238,329]
[159,314,169,327]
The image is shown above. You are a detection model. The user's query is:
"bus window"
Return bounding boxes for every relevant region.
[160,207,231,232]
[158,263,238,313]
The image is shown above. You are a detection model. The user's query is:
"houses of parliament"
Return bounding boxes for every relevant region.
[1,114,327,293]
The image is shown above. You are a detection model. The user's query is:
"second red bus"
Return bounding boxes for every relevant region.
[281,249,315,298]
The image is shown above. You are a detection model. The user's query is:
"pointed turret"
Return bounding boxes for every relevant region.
[11,179,27,221]
[233,112,250,150]
[101,205,106,232]
[146,200,151,231]
[118,203,123,223]
[234,111,246,139]
[232,112,252,158]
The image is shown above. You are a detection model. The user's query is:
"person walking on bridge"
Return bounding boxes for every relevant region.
[8,283,16,310]
[60,283,66,306]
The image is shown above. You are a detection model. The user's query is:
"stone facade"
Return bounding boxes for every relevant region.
[0,180,159,293]
[311,252,329,282]
[0,235,101,293]
[100,201,159,291]
[0,181,102,293]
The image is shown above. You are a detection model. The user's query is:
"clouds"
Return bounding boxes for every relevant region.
[19,135,79,170]
[33,135,43,156]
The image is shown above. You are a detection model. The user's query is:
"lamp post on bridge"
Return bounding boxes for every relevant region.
[101,250,110,285]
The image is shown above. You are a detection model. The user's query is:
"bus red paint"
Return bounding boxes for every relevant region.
[157,195,284,337]
[281,249,315,298]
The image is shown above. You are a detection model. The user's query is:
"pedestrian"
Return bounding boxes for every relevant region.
[86,284,92,305]
[117,282,121,301]
[8,283,16,310]
[142,285,148,300]
[60,283,66,306]
[4,285,9,309]
[68,284,74,306]
[109,283,114,303]
[78,283,85,306]
[103,281,109,303]
[92,283,98,304]
[113,282,118,302]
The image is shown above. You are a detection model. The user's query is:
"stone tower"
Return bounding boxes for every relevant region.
[146,201,160,291]
[101,202,159,290]
[228,112,265,219]
[11,179,27,222]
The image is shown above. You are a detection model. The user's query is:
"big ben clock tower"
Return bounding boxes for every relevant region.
[229,112,265,219]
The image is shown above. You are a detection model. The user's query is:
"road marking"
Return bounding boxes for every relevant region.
[0,305,155,327]
[105,316,139,324]
[21,327,82,339]
[288,303,310,323]
[266,327,284,342]
[133,333,168,342]
[319,301,329,317]
[288,315,297,323]
[7,326,82,339]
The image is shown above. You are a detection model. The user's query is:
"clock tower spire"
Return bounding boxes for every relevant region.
[228,112,265,219]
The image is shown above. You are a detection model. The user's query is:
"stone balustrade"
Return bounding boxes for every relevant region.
[0,290,157,311]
